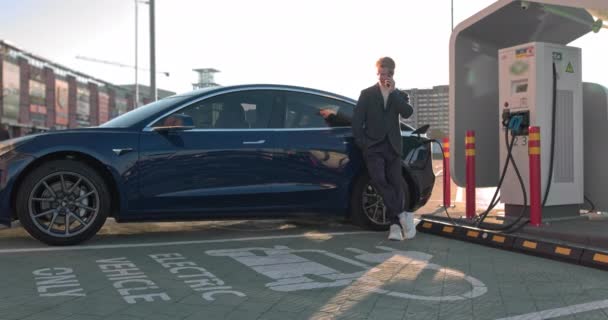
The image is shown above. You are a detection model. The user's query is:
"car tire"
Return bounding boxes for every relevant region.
[16,159,110,246]
[350,172,410,231]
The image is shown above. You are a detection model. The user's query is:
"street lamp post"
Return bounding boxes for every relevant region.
[135,0,151,108]
[134,0,139,107]
[451,0,454,31]
[149,0,157,102]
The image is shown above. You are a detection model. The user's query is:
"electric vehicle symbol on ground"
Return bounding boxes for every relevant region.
[206,246,487,301]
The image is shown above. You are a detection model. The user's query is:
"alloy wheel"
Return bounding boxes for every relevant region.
[28,172,100,238]
[361,184,388,225]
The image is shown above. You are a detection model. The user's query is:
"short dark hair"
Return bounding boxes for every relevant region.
[376,57,396,70]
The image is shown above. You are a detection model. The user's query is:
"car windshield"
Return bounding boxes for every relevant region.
[100,95,191,128]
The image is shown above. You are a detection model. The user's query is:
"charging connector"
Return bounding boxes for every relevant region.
[504,110,530,136]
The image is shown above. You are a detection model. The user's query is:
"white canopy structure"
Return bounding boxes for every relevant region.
[449,0,608,210]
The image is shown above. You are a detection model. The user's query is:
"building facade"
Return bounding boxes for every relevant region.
[402,85,449,139]
[0,41,172,138]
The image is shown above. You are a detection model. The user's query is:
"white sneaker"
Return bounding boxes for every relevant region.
[388,224,403,241]
[399,212,416,239]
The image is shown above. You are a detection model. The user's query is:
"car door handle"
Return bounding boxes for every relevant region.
[243,140,266,145]
[112,148,134,156]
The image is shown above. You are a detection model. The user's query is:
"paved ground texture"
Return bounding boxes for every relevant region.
[1,219,608,320]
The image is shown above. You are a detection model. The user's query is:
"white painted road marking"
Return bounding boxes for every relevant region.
[97,257,170,304]
[0,231,374,254]
[206,245,487,301]
[496,298,608,320]
[149,253,246,301]
[33,268,86,297]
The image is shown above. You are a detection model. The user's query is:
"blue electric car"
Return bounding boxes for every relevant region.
[0,84,435,245]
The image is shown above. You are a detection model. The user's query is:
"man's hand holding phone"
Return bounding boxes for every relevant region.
[384,78,395,92]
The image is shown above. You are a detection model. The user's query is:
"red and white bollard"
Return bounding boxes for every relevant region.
[465,131,476,219]
[443,137,451,208]
[528,127,542,227]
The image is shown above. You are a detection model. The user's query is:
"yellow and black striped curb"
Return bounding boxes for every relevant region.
[417,219,608,271]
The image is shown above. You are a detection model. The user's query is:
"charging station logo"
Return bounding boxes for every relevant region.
[516,46,535,58]
[510,61,529,75]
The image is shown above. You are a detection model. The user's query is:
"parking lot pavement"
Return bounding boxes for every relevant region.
[2,219,608,320]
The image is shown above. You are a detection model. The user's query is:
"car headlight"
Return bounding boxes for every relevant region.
[0,144,15,157]
[0,136,35,158]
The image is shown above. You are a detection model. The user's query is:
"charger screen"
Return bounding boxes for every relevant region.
[511,80,528,94]
[516,83,528,93]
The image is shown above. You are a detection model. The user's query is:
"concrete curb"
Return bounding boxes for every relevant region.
[417,218,608,271]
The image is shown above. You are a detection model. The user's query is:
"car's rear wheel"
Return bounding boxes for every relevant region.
[350,172,410,230]
[16,159,110,246]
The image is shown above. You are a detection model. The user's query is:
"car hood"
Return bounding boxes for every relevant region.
[0,134,38,148]
[35,127,132,136]
[2,128,134,149]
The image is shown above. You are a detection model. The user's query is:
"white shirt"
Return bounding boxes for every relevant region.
[379,82,391,109]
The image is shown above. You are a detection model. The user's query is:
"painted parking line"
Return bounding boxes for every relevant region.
[496,298,608,320]
[21,244,487,305]
[8,229,604,318]
[0,231,375,254]
[8,223,488,307]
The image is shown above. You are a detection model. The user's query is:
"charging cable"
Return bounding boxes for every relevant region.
[419,61,574,233]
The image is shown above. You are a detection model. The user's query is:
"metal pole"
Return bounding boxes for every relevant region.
[149,0,157,101]
[465,130,476,219]
[451,0,454,31]
[443,137,451,208]
[134,0,139,107]
[529,126,542,227]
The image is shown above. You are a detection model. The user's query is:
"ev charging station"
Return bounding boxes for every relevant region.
[418,0,608,268]
[498,42,583,216]
[447,0,608,219]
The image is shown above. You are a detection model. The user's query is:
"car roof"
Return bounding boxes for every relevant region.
[101,84,358,130]
[179,84,356,104]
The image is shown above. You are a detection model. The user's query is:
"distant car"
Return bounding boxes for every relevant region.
[0,84,435,245]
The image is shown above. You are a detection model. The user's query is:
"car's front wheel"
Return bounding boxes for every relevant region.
[350,172,410,231]
[16,159,110,246]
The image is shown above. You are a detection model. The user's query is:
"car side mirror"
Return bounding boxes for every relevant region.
[412,124,430,136]
[153,114,195,132]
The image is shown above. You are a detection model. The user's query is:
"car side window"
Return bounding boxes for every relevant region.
[154,90,277,129]
[284,92,353,129]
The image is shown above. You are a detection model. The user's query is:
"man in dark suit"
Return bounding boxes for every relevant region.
[352,57,415,241]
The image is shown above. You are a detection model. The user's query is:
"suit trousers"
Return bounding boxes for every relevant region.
[363,138,404,225]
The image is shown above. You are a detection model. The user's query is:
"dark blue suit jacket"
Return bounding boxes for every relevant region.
[352,83,413,155]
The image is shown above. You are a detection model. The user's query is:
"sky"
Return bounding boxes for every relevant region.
[1,0,606,99]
